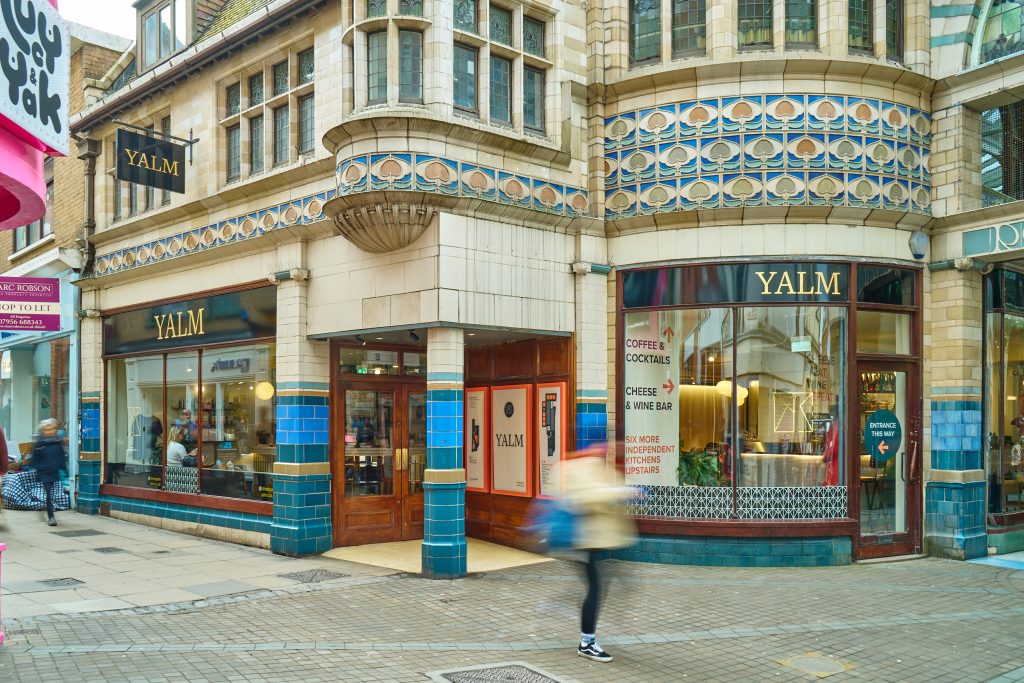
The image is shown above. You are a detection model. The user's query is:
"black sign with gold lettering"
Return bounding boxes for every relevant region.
[103,287,276,356]
[115,129,186,193]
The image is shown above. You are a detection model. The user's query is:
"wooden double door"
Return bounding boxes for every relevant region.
[334,381,426,546]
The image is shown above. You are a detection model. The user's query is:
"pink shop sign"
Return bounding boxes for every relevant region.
[0,276,60,331]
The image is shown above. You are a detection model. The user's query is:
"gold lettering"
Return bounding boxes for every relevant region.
[161,158,180,176]
[137,154,151,170]
[187,308,205,337]
[797,271,817,295]
[153,314,166,340]
[755,271,776,295]
[816,271,841,296]
[164,313,176,338]
[776,271,795,295]
[125,149,138,165]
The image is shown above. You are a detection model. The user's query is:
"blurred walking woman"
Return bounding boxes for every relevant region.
[30,418,66,526]
[561,452,636,663]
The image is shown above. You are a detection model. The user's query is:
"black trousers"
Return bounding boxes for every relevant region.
[44,484,54,518]
[581,551,600,634]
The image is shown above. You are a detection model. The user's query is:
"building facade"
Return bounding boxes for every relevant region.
[66,0,1019,575]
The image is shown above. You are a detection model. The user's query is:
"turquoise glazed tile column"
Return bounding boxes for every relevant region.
[422,327,467,579]
[269,245,332,556]
[573,251,612,450]
[77,298,104,515]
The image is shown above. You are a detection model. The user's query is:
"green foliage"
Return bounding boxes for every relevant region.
[678,447,724,487]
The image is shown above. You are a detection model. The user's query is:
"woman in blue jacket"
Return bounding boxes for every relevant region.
[29,419,66,526]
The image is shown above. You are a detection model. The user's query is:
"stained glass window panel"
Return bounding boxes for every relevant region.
[226,125,240,181]
[672,0,706,57]
[524,17,545,56]
[886,0,903,61]
[738,0,772,49]
[490,5,512,45]
[455,0,477,32]
[249,73,264,106]
[399,30,423,102]
[849,0,872,53]
[489,55,511,124]
[298,49,314,84]
[785,0,816,48]
[226,83,240,116]
[524,67,544,131]
[273,105,289,166]
[298,95,315,154]
[273,61,289,96]
[368,0,387,17]
[980,0,1024,63]
[250,115,264,175]
[399,0,423,15]
[368,31,388,103]
[631,0,662,64]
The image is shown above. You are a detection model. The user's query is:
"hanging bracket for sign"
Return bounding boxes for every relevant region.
[112,120,200,165]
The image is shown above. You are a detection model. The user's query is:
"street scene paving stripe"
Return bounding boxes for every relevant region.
[6,605,1024,655]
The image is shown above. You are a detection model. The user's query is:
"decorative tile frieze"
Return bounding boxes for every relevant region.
[335,152,590,218]
[604,95,932,219]
[93,189,335,277]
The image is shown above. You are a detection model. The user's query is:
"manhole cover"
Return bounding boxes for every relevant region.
[52,529,105,538]
[93,547,126,554]
[279,569,347,584]
[38,578,84,588]
[779,654,854,678]
[427,663,563,683]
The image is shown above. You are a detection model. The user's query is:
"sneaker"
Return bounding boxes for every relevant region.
[47,517,57,527]
[577,642,612,663]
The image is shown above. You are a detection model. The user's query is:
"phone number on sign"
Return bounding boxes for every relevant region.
[0,316,46,329]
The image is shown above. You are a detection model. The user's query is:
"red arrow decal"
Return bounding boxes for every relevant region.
[663,377,675,394]
[663,326,675,343]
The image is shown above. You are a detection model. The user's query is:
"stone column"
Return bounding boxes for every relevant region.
[573,241,611,451]
[925,267,986,560]
[270,243,333,556]
[422,326,467,579]
[77,290,104,515]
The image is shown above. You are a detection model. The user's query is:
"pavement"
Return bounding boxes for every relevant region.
[0,509,1022,682]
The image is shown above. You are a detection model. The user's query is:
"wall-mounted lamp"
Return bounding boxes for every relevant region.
[408,330,421,342]
[715,380,748,406]
[908,230,929,261]
[255,381,276,400]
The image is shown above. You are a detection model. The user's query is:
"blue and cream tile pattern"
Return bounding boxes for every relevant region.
[575,399,607,451]
[604,95,932,218]
[336,153,589,219]
[611,535,852,566]
[77,394,102,515]
[102,495,273,536]
[423,381,467,579]
[93,190,335,277]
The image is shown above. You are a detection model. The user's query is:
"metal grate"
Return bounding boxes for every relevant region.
[38,578,84,588]
[428,663,563,683]
[93,547,127,554]
[982,102,1024,207]
[52,529,106,538]
[278,569,347,584]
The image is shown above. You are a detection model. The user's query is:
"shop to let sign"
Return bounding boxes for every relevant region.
[0,276,59,331]
[864,409,902,463]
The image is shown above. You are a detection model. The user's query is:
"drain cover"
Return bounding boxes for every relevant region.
[38,578,84,588]
[279,569,347,584]
[779,654,854,678]
[93,547,126,554]
[52,529,105,538]
[427,663,563,683]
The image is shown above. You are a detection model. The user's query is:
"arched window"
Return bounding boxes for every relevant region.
[785,0,816,48]
[631,0,663,65]
[672,0,706,57]
[885,0,903,62]
[977,0,1024,64]
[739,0,773,49]
[849,0,873,54]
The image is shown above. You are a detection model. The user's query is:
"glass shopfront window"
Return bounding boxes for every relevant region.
[985,269,1024,513]
[0,337,72,447]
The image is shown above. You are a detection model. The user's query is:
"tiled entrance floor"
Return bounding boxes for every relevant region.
[322,538,553,574]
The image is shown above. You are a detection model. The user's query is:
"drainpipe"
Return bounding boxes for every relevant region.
[76,138,101,277]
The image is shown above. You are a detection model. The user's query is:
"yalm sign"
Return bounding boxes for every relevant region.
[0,276,59,331]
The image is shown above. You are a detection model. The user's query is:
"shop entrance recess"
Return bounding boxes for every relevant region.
[334,381,426,545]
[855,363,921,558]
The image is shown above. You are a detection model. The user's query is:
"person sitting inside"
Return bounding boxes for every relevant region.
[166,427,190,467]
[176,409,198,453]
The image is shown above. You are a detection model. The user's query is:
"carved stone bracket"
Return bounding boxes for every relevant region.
[324,191,452,253]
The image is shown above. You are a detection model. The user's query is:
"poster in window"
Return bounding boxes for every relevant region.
[465,387,489,492]
[623,309,681,486]
[536,382,565,498]
[491,384,532,496]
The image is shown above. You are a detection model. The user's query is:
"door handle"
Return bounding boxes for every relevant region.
[395,448,408,471]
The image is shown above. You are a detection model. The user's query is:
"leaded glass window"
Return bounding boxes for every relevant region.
[226,124,240,181]
[273,61,289,96]
[524,17,545,57]
[630,0,661,64]
[453,43,478,112]
[979,0,1024,63]
[399,0,423,16]
[490,55,512,124]
[250,115,264,175]
[785,0,816,48]
[490,5,512,45]
[368,0,386,18]
[273,105,289,166]
[524,66,544,131]
[672,0,706,57]
[368,31,388,104]
[298,49,314,84]
[849,0,872,54]
[226,83,240,116]
[249,73,264,106]
[886,0,903,61]
[738,0,772,49]
[455,0,477,32]
[399,30,423,102]
[129,180,138,216]
[298,95,315,154]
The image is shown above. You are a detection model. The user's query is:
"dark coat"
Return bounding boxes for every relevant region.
[30,436,66,484]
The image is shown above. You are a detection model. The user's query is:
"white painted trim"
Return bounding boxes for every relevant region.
[7,234,56,264]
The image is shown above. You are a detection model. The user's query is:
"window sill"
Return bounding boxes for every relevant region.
[9,233,55,262]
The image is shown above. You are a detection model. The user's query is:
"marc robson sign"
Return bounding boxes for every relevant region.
[864,409,902,463]
[116,128,186,194]
[0,276,60,331]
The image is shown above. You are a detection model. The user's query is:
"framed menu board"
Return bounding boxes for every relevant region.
[536,382,566,499]
[491,384,533,496]
[465,387,489,492]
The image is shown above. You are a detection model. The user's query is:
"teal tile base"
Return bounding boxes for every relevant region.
[988,525,1024,555]
[271,473,333,557]
[100,495,272,535]
[609,535,853,566]
[76,460,101,515]
[924,481,987,560]
[422,480,467,579]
